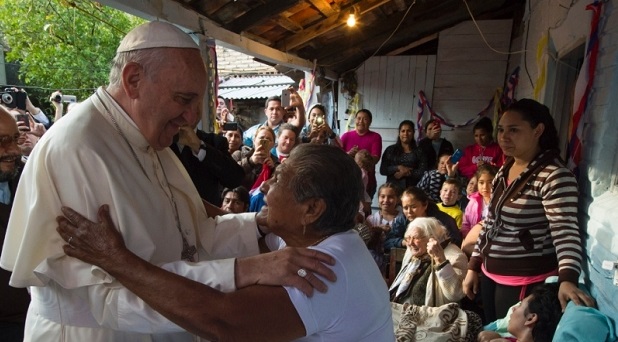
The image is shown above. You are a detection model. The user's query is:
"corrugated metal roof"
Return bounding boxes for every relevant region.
[218,75,294,99]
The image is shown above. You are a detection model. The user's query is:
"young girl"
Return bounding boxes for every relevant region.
[461,164,498,253]
[366,183,403,271]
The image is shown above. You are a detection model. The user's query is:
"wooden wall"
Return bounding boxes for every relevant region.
[337,55,436,206]
[433,20,512,150]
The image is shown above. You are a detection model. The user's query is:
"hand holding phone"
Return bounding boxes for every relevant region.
[15,114,30,131]
[450,149,463,164]
[281,89,291,108]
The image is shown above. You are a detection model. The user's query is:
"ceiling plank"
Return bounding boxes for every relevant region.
[277,0,392,51]
[96,0,338,79]
[386,33,438,56]
[224,0,299,33]
[275,14,304,33]
[307,0,339,17]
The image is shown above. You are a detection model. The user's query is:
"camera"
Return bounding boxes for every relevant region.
[222,122,238,131]
[52,94,77,103]
[0,88,27,110]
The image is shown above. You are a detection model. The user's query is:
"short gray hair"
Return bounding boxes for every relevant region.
[108,49,169,88]
[404,217,448,243]
[286,144,362,234]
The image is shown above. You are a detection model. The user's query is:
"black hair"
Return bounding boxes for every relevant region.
[264,95,281,108]
[504,99,560,153]
[527,283,562,342]
[393,120,417,156]
[424,118,439,133]
[474,163,498,180]
[378,182,402,198]
[474,116,494,135]
[221,186,250,206]
[356,109,373,123]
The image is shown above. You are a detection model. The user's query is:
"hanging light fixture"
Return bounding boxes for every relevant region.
[347,7,357,27]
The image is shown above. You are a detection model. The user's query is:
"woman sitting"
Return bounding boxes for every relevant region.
[390,217,467,306]
[56,144,395,341]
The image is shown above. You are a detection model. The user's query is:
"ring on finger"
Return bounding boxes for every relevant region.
[297,268,307,278]
[68,236,73,247]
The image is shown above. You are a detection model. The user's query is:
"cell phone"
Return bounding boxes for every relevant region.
[222,122,238,131]
[450,149,463,164]
[15,114,30,131]
[281,89,291,108]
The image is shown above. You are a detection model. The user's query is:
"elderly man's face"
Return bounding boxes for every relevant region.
[132,49,207,150]
[0,114,22,181]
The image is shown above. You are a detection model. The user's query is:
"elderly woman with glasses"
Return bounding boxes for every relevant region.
[56,144,394,341]
[390,216,467,306]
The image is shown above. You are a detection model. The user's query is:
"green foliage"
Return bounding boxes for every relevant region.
[0,0,145,101]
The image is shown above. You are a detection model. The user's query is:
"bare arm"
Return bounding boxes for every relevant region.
[286,88,306,129]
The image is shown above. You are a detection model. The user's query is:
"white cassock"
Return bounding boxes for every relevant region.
[0,87,260,342]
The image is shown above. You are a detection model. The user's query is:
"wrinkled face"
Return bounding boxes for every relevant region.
[426,122,442,140]
[497,110,542,159]
[399,123,414,145]
[19,132,39,156]
[507,294,534,337]
[355,111,371,134]
[277,129,296,154]
[476,172,494,201]
[0,115,21,182]
[401,193,428,221]
[474,128,491,147]
[404,226,429,258]
[224,130,242,153]
[264,100,284,127]
[130,49,207,150]
[261,162,305,234]
[378,187,398,212]
[440,183,458,206]
[437,155,449,174]
[466,176,478,195]
[221,191,247,214]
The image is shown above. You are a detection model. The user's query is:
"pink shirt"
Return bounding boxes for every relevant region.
[341,130,383,160]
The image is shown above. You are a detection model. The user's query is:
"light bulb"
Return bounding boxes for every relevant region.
[347,13,356,27]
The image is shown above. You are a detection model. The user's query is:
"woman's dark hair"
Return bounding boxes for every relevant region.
[402,186,440,215]
[424,118,439,133]
[504,99,560,153]
[309,104,326,117]
[474,163,498,180]
[394,120,417,155]
[474,116,494,135]
[356,109,373,123]
[287,144,363,234]
[378,182,402,198]
[527,283,562,342]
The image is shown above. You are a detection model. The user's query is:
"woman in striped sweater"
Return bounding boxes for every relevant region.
[463,99,595,323]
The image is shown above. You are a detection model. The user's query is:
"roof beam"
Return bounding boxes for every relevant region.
[386,33,438,56]
[277,0,391,51]
[224,0,298,33]
[95,0,338,79]
[307,0,339,17]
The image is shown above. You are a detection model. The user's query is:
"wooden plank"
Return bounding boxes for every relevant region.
[424,55,436,104]
[307,0,338,16]
[414,56,428,104]
[438,47,509,61]
[375,57,388,123]
[224,0,298,32]
[440,20,512,36]
[387,33,439,56]
[433,86,498,101]
[438,33,511,49]
[434,73,505,88]
[274,14,304,33]
[435,60,506,75]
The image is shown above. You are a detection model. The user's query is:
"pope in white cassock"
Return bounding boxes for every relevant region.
[0,21,331,342]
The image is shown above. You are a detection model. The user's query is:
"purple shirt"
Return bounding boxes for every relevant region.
[341,130,383,160]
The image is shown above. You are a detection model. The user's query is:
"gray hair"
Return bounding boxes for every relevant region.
[108,49,169,88]
[286,144,362,234]
[404,217,448,243]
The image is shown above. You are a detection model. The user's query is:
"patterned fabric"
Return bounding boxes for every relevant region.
[392,302,483,342]
[416,170,447,203]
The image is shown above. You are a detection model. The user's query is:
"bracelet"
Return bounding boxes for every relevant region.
[436,260,450,270]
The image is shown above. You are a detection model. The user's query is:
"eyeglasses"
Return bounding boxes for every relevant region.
[0,133,21,148]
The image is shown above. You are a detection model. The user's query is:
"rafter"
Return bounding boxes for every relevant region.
[224,0,298,33]
[307,0,339,17]
[276,0,392,51]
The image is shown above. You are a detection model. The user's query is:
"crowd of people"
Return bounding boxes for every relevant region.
[0,20,598,342]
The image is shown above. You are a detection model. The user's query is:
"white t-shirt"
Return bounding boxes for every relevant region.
[284,230,395,341]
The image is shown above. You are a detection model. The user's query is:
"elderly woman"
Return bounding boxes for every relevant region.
[56,144,394,341]
[389,217,467,306]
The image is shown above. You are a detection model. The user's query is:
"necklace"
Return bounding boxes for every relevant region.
[95,91,197,262]
[311,234,333,246]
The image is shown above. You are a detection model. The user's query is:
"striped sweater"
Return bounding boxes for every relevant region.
[468,151,583,284]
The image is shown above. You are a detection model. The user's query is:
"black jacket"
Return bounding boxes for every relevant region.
[418,137,454,169]
[170,130,244,206]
